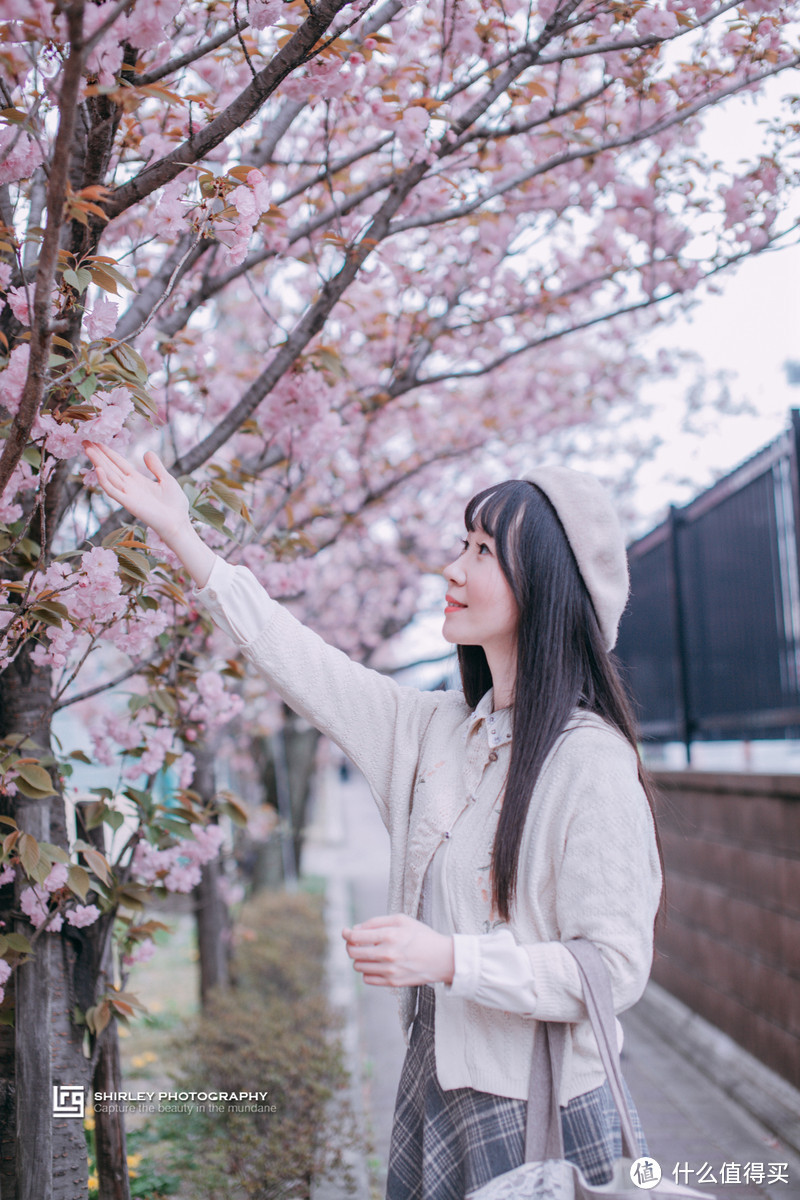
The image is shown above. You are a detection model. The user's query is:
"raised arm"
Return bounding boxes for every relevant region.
[83,441,445,810]
[83,441,216,587]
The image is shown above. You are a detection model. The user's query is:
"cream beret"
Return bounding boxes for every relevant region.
[526,467,629,650]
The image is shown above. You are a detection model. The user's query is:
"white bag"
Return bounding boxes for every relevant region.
[468,941,710,1200]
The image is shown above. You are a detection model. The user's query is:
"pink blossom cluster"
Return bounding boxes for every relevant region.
[91,709,147,768]
[0,130,44,188]
[119,0,182,51]
[18,863,100,932]
[28,548,128,670]
[215,170,287,266]
[23,544,178,675]
[132,823,225,894]
[122,938,156,967]
[34,387,134,461]
[182,670,244,731]
[0,344,30,419]
[0,957,10,1006]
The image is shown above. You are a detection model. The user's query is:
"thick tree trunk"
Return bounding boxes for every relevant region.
[191,742,230,1006]
[248,717,320,891]
[92,1023,131,1200]
[14,796,52,1200]
[194,855,230,1006]
[282,712,320,874]
[0,646,92,1200]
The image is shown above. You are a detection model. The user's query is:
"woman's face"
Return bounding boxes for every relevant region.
[442,527,519,654]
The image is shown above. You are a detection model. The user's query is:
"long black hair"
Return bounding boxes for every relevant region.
[457,479,663,924]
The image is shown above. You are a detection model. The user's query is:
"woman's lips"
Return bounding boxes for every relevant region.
[445,596,467,613]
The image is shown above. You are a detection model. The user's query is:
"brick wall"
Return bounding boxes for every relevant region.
[651,770,800,1088]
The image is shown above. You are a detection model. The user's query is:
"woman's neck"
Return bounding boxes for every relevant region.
[484,641,516,710]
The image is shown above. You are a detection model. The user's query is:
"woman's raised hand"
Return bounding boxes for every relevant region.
[84,441,216,587]
[84,441,189,543]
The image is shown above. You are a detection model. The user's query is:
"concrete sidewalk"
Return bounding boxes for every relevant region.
[304,766,800,1200]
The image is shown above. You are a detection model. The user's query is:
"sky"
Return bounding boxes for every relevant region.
[627,83,800,528]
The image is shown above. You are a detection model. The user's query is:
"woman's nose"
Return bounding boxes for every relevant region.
[443,556,465,585]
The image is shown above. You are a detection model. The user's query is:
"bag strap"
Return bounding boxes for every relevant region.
[524,939,639,1162]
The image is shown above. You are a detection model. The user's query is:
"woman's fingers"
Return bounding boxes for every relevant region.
[85,441,130,475]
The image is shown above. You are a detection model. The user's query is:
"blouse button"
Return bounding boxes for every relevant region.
[488,750,498,762]
[443,831,451,839]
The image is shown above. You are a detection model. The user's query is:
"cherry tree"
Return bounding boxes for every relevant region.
[1,0,800,1195]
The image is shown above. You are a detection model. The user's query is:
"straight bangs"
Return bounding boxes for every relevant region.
[464,481,531,590]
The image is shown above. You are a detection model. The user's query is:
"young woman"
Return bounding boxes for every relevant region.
[84,442,662,1199]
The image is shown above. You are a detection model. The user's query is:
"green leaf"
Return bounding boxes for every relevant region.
[76,373,98,401]
[122,787,153,815]
[0,816,18,829]
[115,884,148,910]
[191,502,225,531]
[110,342,148,383]
[216,792,249,827]
[114,547,152,583]
[151,690,177,717]
[63,267,92,295]
[158,817,193,839]
[80,846,112,886]
[0,107,29,126]
[67,865,91,902]
[209,481,245,515]
[89,266,119,295]
[83,801,106,830]
[18,833,40,875]
[30,600,70,628]
[92,261,134,292]
[28,855,52,887]
[3,931,33,954]
[69,750,93,764]
[38,842,69,864]
[14,762,56,798]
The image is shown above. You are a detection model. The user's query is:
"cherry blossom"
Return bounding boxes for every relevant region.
[2,4,800,1185]
[66,904,101,928]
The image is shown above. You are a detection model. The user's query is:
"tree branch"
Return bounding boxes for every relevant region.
[83,0,135,56]
[535,0,742,64]
[154,157,395,338]
[0,0,86,500]
[130,20,249,88]
[390,53,800,236]
[103,0,353,222]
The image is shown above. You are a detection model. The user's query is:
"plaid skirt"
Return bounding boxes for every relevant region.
[386,985,647,1200]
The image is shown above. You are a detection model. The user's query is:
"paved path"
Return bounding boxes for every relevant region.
[304,766,800,1200]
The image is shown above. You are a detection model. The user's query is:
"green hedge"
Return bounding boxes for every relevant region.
[169,889,359,1199]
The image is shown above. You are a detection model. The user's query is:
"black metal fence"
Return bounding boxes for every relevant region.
[615,410,800,749]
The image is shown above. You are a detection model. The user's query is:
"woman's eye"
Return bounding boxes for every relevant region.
[477,542,490,556]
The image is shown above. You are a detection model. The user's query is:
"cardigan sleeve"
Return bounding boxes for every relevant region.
[447,725,662,1022]
[194,555,443,814]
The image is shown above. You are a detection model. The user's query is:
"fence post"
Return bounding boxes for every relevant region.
[667,505,693,763]
[789,409,800,574]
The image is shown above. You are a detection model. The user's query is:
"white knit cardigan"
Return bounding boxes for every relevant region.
[196,556,663,1105]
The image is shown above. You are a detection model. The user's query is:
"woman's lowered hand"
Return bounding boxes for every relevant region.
[342,914,455,988]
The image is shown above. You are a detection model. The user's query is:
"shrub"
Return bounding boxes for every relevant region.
[169,890,359,1199]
